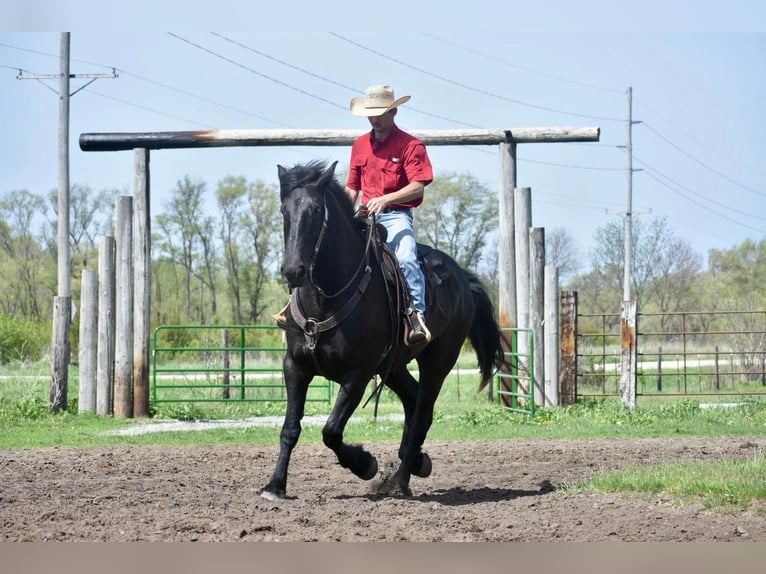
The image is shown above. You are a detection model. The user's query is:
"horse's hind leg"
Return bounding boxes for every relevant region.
[384,368,431,476]
[386,342,464,496]
[322,372,378,481]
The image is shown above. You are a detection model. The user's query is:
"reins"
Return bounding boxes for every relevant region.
[289,199,377,352]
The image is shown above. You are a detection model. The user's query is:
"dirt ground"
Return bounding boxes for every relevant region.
[1,437,764,542]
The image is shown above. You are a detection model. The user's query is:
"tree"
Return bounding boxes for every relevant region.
[586,216,701,313]
[240,180,280,323]
[155,176,210,322]
[545,226,582,281]
[415,172,497,271]
[216,176,248,323]
[0,189,50,321]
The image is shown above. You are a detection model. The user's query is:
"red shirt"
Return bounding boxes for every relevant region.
[346,125,433,209]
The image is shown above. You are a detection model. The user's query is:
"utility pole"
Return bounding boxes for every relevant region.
[624,86,633,301]
[620,86,640,410]
[18,33,117,413]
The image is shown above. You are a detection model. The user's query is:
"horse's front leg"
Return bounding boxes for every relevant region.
[260,357,311,500]
[322,371,378,481]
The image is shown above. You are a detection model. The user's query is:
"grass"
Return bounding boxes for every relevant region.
[2,360,766,510]
[564,454,766,510]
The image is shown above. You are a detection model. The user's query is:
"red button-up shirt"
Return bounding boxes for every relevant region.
[346,125,433,209]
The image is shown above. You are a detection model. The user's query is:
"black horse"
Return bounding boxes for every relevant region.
[261,160,510,499]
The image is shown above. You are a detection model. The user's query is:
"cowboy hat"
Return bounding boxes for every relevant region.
[349,85,411,117]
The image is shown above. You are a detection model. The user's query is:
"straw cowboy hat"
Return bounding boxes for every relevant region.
[350,85,411,117]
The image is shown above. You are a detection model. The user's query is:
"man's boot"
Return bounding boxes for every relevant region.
[405,307,431,346]
[272,302,289,329]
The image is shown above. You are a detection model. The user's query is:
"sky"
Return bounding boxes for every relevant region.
[1,2,765,270]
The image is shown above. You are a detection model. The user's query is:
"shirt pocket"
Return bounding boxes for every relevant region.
[381,158,405,192]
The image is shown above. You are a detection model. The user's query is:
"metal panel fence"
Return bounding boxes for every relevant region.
[577,309,766,400]
[151,325,332,405]
[496,328,535,415]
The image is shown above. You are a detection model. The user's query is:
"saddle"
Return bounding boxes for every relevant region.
[358,218,450,344]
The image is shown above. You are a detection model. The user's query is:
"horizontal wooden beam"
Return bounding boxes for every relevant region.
[79,127,600,152]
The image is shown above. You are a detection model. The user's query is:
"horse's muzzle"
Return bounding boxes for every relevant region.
[282,263,308,289]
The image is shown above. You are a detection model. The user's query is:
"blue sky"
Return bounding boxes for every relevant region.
[2,2,765,269]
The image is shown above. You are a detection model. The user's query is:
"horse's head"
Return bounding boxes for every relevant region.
[277,161,339,289]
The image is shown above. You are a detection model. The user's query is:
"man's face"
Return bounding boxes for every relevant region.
[368,108,396,140]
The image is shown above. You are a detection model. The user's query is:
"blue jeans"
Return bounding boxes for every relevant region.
[377,209,426,317]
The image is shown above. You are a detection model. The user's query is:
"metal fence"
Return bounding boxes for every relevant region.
[577,309,766,400]
[496,328,535,415]
[151,324,332,405]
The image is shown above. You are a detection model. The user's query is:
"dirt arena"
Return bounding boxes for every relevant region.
[1,437,764,542]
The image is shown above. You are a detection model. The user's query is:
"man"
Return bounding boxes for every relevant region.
[345,84,433,345]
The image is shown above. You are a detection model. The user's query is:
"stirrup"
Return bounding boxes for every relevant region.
[272,303,289,329]
[405,310,431,346]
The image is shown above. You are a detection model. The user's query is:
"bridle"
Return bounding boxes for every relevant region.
[286,188,376,351]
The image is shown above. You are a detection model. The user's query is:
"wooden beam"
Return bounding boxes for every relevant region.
[79,127,600,152]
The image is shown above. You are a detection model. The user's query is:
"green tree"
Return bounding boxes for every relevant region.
[155,176,210,322]
[216,176,248,323]
[586,216,701,313]
[241,180,280,323]
[0,189,51,321]
[415,172,497,271]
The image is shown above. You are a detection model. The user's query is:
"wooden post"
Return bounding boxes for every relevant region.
[498,141,517,330]
[514,187,532,374]
[529,227,545,406]
[619,300,638,409]
[497,142,517,406]
[50,296,70,413]
[560,290,577,406]
[78,270,98,412]
[97,235,115,415]
[133,148,151,417]
[114,196,133,418]
[544,266,560,407]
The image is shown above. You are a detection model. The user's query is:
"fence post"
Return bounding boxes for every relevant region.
[514,187,532,396]
[656,346,662,392]
[619,300,637,409]
[97,235,115,415]
[560,290,577,406]
[78,270,98,412]
[529,227,545,406]
[544,266,559,406]
[222,329,230,399]
[114,196,134,418]
[133,148,151,417]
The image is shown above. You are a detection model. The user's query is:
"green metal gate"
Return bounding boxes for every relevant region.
[496,327,535,415]
[151,324,332,405]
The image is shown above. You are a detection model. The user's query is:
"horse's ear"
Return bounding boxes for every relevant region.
[277,164,287,178]
[318,161,339,189]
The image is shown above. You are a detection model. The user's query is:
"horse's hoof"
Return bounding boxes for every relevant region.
[259,488,284,501]
[359,456,378,481]
[413,453,432,478]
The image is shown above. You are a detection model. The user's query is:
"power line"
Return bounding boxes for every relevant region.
[642,122,765,199]
[638,162,766,235]
[635,156,766,222]
[330,32,624,123]
[167,32,346,111]
[423,33,624,95]
[635,96,762,176]
[210,32,481,129]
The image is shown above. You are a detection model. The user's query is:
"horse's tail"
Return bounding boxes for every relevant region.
[464,269,513,391]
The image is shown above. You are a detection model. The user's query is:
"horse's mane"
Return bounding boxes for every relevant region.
[282,160,355,219]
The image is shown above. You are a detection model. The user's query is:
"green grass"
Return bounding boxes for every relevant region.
[564,454,766,510]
